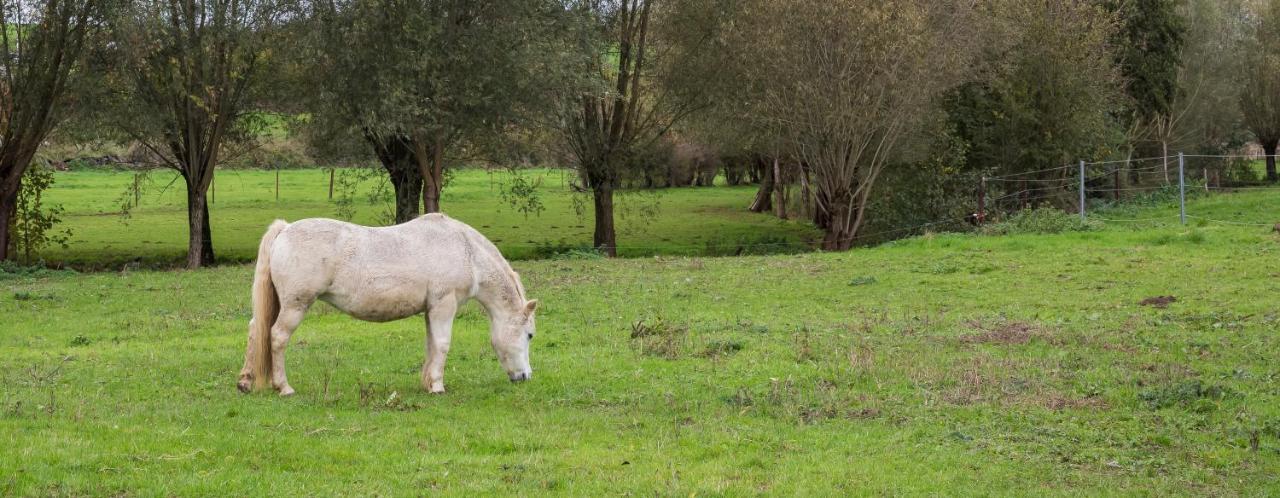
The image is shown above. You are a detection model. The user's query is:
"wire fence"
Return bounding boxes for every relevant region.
[971,152,1278,229]
[197,153,1276,256]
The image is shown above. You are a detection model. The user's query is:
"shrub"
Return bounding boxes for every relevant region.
[7,163,72,264]
[982,207,1103,235]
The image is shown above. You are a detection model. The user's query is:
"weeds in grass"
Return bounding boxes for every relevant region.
[630,317,688,359]
[697,339,744,359]
[848,276,877,286]
[982,207,1104,235]
[703,234,809,257]
[1138,380,1233,410]
[728,376,880,425]
[794,326,815,363]
[0,260,74,281]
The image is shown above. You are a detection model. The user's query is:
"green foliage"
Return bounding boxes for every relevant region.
[1103,0,1187,120]
[983,207,1103,235]
[862,125,976,244]
[946,2,1123,181]
[0,260,74,281]
[7,164,72,264]
[498,171,546,219]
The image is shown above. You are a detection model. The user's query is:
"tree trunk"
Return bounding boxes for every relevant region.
[748,156,773,213]
[185,181,215,269]
[388,158,423,224]
[820,191,858,251]
[0,190,14,262]
[418,135,445,214]
[799,162,812,220]
[772,157,787,219]
[592,184,616,257]
[1266,141,1278,183]
[370,134,423,224]
[1162,141,1171,185]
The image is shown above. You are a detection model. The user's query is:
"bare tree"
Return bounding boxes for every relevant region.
[0,0,102,261]
[727,0,976,250]
[108,0,292,267]
[555,0,715,256]
[1240,0,1280,182]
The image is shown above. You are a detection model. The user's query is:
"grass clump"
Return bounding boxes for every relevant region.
[983,207,1103,235]
[0,261,75,281]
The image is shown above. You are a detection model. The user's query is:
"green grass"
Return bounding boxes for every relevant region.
[3,190,1279,495]
[41,168,816,267]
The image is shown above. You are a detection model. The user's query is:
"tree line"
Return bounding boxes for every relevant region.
[0,0,1273,266]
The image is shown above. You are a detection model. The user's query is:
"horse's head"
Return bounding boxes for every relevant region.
[493,299,538,382]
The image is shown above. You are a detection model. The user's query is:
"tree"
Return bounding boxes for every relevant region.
[723,0,977,250]
[107,0,292,268]
[310,0,577,223]
[946,1,1123,207]
[1103,0,1186,185]
[1169,0,1249,157]
[554,0,717,256]
[1240,0,1280,182]
[0,0,103,262]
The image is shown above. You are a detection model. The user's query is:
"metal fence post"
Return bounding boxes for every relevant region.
[1178,152,1186,225]
[1079,160,1086,221]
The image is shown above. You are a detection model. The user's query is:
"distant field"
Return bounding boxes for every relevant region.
[40,168,818,267]
[2,189,1278,495]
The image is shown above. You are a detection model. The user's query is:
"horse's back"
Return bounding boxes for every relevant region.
[269,215,479,321]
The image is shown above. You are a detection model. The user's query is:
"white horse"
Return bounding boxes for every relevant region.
[237,213,538,396]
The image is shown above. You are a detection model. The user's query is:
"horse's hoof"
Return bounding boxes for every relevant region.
[279,386,296,397]
[429,386,446,395]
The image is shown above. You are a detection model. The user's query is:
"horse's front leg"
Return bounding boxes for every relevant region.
[422,295,457,394]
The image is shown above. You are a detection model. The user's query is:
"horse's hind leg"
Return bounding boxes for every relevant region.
[270,305,307,396]
[422,295,457,394]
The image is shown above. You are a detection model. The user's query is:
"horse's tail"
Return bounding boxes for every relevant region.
[239,220,289,392]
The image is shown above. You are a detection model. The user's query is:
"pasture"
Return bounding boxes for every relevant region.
[39,168,816,267]
[2,187,1279,495]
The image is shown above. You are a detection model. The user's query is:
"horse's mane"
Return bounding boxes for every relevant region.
[457,219,526,303]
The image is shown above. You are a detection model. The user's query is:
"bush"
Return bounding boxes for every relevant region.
[531,241,606,260]
[7,163,72,264]
[982,207,1103,235]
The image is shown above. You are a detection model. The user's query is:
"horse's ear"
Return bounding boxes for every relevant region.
[524,299,539,315]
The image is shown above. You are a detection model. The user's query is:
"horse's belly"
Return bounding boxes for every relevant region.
[320,278,428,323]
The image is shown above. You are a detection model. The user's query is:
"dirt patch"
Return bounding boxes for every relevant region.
[1043,395,1109,411]
[1139,296,1177,308]
[960,320,1046,345]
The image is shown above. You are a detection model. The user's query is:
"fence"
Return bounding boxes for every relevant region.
[970,153,1278,229]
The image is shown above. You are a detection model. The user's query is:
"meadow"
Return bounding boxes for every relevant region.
[38,168,817,267]
[2,181,1279,495]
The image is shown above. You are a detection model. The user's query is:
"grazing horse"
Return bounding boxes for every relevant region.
[237,213,538,396]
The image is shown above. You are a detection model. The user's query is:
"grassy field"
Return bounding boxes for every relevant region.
[38,168,816,267]
[2,187,1279,495]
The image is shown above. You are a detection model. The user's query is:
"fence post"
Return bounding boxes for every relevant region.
[1079,160,1086,221]
[329,168,335,200]
[1178,152,1186,225]
[275,167,280,202]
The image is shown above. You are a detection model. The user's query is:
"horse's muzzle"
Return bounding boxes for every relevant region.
[509,371,531,383]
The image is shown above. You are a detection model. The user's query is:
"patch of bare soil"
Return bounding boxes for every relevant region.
[1042,395,1109,411]
[1139,296,1177,308]
[960,320,1048,345]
